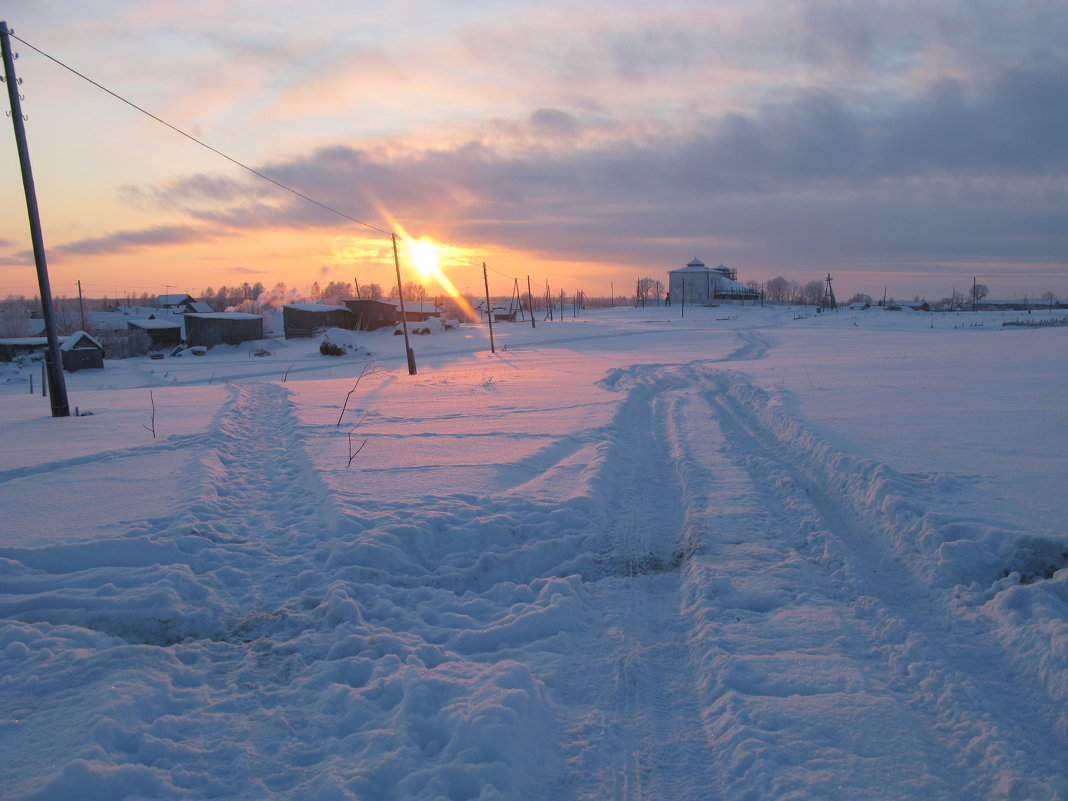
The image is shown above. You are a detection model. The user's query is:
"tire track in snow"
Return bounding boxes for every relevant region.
[691,368,1068,800]
[561,373,720,801]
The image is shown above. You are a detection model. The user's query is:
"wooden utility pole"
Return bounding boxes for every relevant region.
[391,233,416,374]
[482,263,495,353]
[527,276,536,329]
[77,279,87,329]
[2,22,69,416]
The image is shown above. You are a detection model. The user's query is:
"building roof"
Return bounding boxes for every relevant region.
[284,303,352,313]
[128,318,182,330]
[185,312,263,321]
[156,293,194,307]
[185,302,214,313]
[59,331,103,351]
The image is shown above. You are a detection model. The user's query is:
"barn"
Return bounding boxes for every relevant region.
[0,337,50,362]
[127,318,183,348]
[344,299,397,331]
[668,259,760,306]
[282,304,355,338]
[184,313,264,347]
[59,331,105,371]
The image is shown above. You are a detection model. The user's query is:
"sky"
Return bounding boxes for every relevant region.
[1,0,1066,303]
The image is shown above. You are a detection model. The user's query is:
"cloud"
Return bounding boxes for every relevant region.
[53,225,214,257]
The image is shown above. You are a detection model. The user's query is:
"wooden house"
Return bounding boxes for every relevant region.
[344,299,397,331]
[283,304,355,338]
[184,313,263,347]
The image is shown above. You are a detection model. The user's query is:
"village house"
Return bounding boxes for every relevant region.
[183,313,264,347]
[282,304,355,338]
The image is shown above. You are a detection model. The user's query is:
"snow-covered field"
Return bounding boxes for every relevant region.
[2,304,1067,801]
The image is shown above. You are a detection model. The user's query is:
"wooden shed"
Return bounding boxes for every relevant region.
[344,299,397,331]
[282,304,355,338]
[0,337,49,362]
[59,331,105,371]
[184,313,264,347]
[127,318,183,348]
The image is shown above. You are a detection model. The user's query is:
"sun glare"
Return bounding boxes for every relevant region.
[410,239,440,281]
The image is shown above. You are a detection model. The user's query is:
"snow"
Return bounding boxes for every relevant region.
[1,305,1067,800]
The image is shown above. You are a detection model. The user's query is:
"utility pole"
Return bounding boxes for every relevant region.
[391,233,416,374]
[482,263,495,353]
[2,22,69,416]
[527,275,536,329]
[77,279,87,330]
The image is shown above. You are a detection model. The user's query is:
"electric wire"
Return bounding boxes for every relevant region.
[7,29,393,238]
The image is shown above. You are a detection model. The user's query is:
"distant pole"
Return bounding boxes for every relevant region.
[611,281,614,308]
[77,279,87,330]
[482,263,495,353]
[2,22,69,417]
[354,277,361,299]
[391,233,416,375]
[527,275,536,329]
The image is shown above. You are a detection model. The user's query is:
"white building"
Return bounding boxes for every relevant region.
[668,258,760,306]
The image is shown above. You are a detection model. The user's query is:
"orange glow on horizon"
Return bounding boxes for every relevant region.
[372,202,480,321]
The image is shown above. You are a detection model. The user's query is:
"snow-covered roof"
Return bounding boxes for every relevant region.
[715,276,760,296]
[284,303,352,313]
[185,302,214,313]
[156,293,194,306]
[673,259,736,275]
[59,331,103,351]
[128,318,182,330]
[186,312,263,320]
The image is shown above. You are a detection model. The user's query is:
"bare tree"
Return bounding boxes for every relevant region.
[799,280,825,305]
[765,276,792,302]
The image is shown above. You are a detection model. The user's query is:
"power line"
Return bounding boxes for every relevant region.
[7,28,393,238]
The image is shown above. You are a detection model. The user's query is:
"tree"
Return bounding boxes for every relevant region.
[800,280,825,305]
[361,282,384,299]
[847,292,873,305]
[637,277,662,305]
[765,276,792,302]
[320,281,351,306]
[388,281,428,303]
[972,283,989,304]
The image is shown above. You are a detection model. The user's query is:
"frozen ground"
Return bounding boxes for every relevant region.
[1,304,1066,800]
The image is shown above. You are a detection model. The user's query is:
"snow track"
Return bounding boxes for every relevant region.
[562,363,1067,800]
